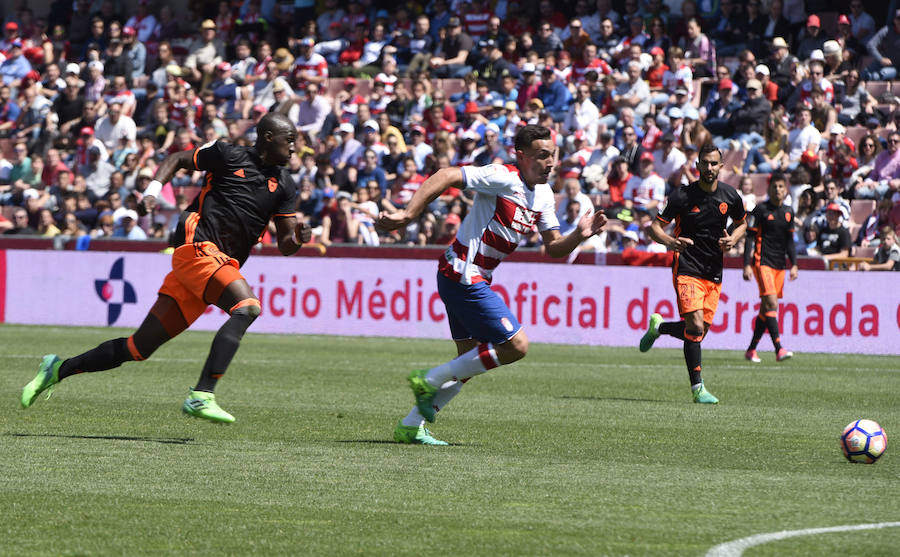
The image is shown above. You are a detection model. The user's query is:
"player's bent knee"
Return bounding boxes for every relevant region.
[497,330,529,364]
[230,298,261,320]
[685,328,705,342]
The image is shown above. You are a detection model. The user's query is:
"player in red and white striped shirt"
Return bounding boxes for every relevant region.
[377,125,607,445]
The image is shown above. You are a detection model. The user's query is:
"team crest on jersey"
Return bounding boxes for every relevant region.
[718,202,728,215]
[767,214,775,220]
[268,177,278,192]
[500,317,514,332]
[785,213,792,222]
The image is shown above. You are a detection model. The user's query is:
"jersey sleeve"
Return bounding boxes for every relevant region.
[657,188,684,224]
[728,189,747,224]
[192,140,227,174]
[461,164,516,196]
[538,188,560,232]
[273,171,298,218]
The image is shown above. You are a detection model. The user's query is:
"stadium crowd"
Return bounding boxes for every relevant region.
[0,0,898,271]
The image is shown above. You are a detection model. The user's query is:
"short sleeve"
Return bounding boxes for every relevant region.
[274,171,298,218]
[658,189,684,224]
[461,164,516,196]
[193,140,227,174]
[729,191,746,223]
[746,206,759,231]
[538,190,560,232]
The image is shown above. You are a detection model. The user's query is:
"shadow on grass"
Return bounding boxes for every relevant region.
[336,440,470,446]
[6,432,195,445]
[559,395,670,403]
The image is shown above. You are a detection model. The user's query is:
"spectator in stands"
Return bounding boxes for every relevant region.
[94,99,136,152]
[858,130,900,199]
[814,203,852,261]
[812,179,851,228]
[185,20,225,88]
[860,226,900,271]
[768,36,797,90]
[80,145,115,200]
[809,87,836,137]
[705,79,739,143]
[786,105,821,171]
[796,15,827,62]
[4,206,36,235]
[651,132,686,188]
[564,83,600,145]
[857,199,894,246]
[729,78,770,151]
[614,60,651,121]
[111,209,146,239]
[849,1,877,44]
[321,191,359,245]
[430,17,473,78]
[537,67,571,122]
[533,20,563,59]
[679,17,715,77]
[837,69,876,126]
[625,151,665,214]
[864,10,900,81]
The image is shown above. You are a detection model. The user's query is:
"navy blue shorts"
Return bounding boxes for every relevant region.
[436,271,522,345]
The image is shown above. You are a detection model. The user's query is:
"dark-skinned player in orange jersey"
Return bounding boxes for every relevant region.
[639,144,748,404]
[21,112,312,423]
[742,172,798,364]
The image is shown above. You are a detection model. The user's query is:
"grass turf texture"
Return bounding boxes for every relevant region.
[1,323,898,556]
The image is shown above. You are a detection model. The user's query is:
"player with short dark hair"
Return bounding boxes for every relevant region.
[21,112,312,423]
[742,172,798,363]
[639,144,747,404]
[377,124,607,444]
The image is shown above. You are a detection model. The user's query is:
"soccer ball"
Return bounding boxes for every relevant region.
[840,419,887,463]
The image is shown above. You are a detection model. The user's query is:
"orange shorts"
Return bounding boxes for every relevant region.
[158,241,243,325]
[752,264,785,298]
[674,275,722,324]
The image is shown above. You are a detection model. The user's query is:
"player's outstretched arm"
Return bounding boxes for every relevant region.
[376,167,463,231]
[140,150,196,213]
[543,211,608,258]
[274,215,311,256]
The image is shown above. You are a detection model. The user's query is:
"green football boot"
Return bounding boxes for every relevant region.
[407,369,438,423]
[393,421,448,446]
[21,355,63,408]
[182,390,235,423]
[639,313,664,352]
[692,384,719,404]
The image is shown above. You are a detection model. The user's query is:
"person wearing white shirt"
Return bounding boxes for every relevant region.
[94,100,137,151]
[564,83,600,146]
[625,152,666,212]
[651,133,686,185]
[584,130,620,176]
[786,105,821,169]
[555,177,594,223]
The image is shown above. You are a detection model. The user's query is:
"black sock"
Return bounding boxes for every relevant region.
[659,321,686,340]
[749,316,767,350]
[684,340,702,386]
[765,315,782,351]
[195,306,258,392]
[58,337,134,380]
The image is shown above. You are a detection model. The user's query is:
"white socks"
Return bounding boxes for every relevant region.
[401,380,463,427]
[424,344,499,387]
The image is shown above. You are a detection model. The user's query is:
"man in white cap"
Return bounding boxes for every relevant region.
[755,64,777,102]
[729,78,771,151]
[767,37,797,88]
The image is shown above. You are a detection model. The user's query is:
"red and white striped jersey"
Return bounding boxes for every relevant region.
[463,11,491,39]
[291,53,328,83]
[439,164,559,285]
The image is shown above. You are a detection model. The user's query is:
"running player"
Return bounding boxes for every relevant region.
[21,113,311,423]
[742,172,797,363]
[638,144,747,404]
[376,124,607,445]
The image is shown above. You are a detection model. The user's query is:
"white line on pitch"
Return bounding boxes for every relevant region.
[705,522,900,557]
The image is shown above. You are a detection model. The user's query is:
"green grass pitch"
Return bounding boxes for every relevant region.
[2,324,898,556]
